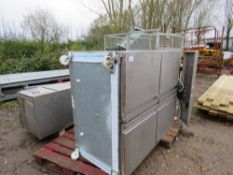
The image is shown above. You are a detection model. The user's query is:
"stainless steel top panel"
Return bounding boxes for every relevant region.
[18,82,70,98]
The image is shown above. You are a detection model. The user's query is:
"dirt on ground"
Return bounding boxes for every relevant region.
[1,74,233,175]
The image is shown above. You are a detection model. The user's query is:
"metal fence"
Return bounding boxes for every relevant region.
[104,30,184,51]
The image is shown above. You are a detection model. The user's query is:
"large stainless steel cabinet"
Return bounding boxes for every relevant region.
[17,82,73,139]
[69,50,181,175]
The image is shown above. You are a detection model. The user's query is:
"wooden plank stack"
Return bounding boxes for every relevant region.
[195,75,233,120]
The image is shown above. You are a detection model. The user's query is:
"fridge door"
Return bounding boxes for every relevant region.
[120,51,161,123]
[159,51,180,100]
[121,110,158,175]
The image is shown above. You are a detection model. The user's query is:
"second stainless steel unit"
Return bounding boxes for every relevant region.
[17,82,73,139]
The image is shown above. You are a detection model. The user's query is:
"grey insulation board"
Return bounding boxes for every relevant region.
[0,69,69,101]
[0,69,69,88]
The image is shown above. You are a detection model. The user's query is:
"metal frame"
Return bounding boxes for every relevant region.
[180,26,219,49]
[110,54,120,175]
[104,30,183,51]
[180,51,198,125]
[179,26,224,76]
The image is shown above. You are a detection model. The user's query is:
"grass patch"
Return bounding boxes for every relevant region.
[0,100,19,111]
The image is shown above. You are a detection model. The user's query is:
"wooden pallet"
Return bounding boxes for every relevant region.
[195,75,233,120]
[34,129,107,175]
[160,120,182,148]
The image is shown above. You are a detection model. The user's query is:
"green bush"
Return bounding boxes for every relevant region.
[0,39,102,74]
[0,40,38,60]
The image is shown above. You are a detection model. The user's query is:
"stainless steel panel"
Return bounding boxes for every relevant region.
[17,82,72,139]
[70,60,113,173]
[121,111,157,175]
[23,99,38,135]
[159,51,180,98]
[157,96,176,142]
[121,51,161,122]
[180,51,198,125]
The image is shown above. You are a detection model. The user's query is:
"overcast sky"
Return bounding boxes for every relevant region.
[0,0,104,38]
[0,0,227,39]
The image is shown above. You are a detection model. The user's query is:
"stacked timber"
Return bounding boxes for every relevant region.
[195,75,233,119]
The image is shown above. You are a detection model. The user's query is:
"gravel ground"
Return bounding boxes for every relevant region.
[1,74,233,175]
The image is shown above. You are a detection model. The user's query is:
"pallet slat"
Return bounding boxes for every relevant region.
[63,132,75,140]
[46,142,73,157]
[54,137,75,150]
